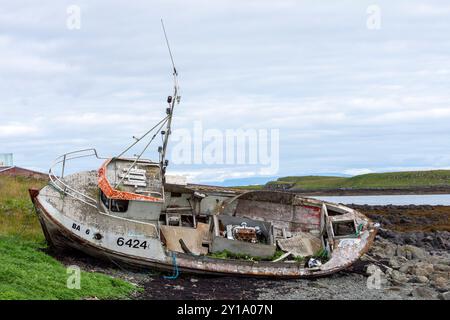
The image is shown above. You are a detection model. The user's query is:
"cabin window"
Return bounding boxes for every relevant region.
[110,199,129,212]
[100,190,109,208]
[171,192,182,198]
[332,220,356,237]
[100,190,129,213]
[327,209,343,216]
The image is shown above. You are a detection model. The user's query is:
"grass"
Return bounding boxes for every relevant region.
[0,236,135,300]
[268,176,347,190]
[0,176,138,300]
[210,249,286,262]
[0,176,47,242]
[251,170,450,191]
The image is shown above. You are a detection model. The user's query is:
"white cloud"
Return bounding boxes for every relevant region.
[0,124,40,137]
[343,168,374,176]
[0,0,450,182]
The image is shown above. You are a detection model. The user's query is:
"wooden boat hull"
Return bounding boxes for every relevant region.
[29,186,377,278]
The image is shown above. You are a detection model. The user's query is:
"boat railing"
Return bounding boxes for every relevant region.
[49,148,107,209]
[48,149,162,237]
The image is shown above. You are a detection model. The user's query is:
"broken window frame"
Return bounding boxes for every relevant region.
[99,189,129,213]
[330,219,358,239]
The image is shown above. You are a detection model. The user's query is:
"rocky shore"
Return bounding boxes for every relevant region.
[54,205,449,300]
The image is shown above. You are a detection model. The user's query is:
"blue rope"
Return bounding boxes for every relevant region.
[163,252,179,280]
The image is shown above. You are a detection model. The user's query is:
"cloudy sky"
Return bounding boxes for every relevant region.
[1,0,450,184]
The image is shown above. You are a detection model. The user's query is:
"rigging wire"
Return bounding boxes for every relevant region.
[161,18,177,76]
[115,117,169,188]
[116,115,170,159]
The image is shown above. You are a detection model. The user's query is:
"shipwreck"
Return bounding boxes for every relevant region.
[29,25,378,277]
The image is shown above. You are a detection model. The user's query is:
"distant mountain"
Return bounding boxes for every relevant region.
[196,170,450,192]
[201,172,351,187]
[263,170,450,191]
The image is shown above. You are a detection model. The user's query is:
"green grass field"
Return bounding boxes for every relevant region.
[0,236,135,300]
[0,176,137,300]
[262,170,450,190]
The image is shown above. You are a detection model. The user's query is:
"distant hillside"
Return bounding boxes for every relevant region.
[258,170,450,191]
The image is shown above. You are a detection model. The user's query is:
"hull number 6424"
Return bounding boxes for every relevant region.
[117,237,148,249]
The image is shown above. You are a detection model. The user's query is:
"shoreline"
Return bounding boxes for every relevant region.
[288,186,450,196]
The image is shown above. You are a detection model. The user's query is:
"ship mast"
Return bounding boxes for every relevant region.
[159,19,180,182]
[113,20,179,189]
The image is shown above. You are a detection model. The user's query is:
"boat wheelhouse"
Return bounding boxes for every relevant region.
[98,158,164,221]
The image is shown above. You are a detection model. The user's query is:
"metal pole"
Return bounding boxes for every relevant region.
[61,155,66,178]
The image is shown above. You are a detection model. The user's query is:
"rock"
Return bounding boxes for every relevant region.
[396,245,428,260]
[411,287,435,299]
[370,240,397,259]
[429,272,449,285]
[366,264,382,276]
[411,263,434,277]
[415,276,429,284]
[404,245,428,260]
[396,246,410,259]
[438,291,450,300]
[388,256,408,270]
[377,228,396,240]
[434,264,450,272]
[389,257,401,270]
[433,277,449,290]
[399,262,414,274]
[413,268,429,277]
[388,270,409,284]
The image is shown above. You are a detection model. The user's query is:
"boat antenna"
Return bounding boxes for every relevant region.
[159,19,180,182]
[161,18,177,76]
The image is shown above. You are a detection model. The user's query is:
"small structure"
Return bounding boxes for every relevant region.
[0,153,13,167]
[0,166,48,180]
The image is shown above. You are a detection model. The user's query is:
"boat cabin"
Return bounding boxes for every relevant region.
[98,158,164,222]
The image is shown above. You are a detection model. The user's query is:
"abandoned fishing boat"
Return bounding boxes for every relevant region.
[29,27,378,278]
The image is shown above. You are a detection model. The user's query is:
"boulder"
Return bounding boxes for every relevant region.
[370,240,397,259]
[411,287,435,299]
[366,264,382,276]
[438,291,450,300]
[388,270,409,284]
[396,246,411,260]
[433,277,449,290]
[414,276,429,284]
[404,245,428,260]
[389,257,401,270]
[396,245,428,260]
[399,262,414,274]
[388,256,408,270]
[411,263,434,277]
[434,264,450,273]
